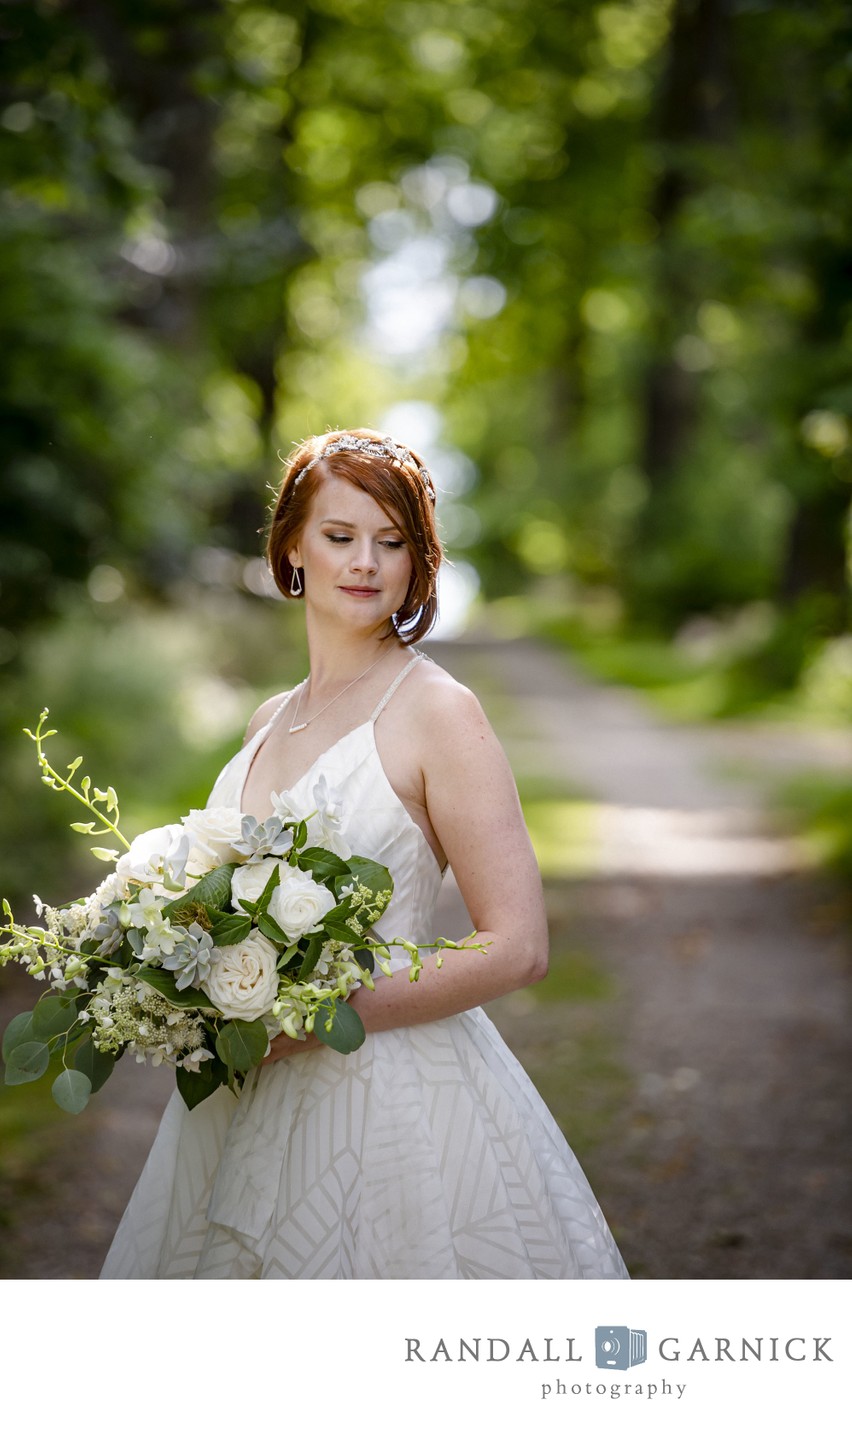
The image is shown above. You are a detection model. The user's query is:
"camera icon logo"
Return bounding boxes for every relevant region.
[595,1326,647,1370]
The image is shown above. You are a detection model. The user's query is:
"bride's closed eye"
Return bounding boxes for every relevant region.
[325,534,406,550]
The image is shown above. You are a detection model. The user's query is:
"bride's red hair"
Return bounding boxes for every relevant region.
[266,428,442,644]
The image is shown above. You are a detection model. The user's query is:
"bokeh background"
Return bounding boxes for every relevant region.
[1,0,850,1278]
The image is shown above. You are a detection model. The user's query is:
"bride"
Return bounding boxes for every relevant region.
[100,427,628,1280]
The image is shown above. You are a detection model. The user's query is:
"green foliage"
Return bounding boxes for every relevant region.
[209,911,253,947]
[176,1056,230,1112]
[51,1069,92,1115]
[136,968,216,1011]
[342,856,393,902]
[1,3,849,1048]
[30,993,80,1043]
[215,1018,269,1072]
[313,996,366,1055]
[775,773,852,882]
[4,1040,51,1086]
[2,1012,34,1062]
[296,847,350,882]
[297,931,323,982]
[1,0,847,707]
[0,594,305,915]
[72,1038,115,1094]
[257,912,289,944]
[530,947,615,1006]
[534,599,852,723]
[164,864,238,921]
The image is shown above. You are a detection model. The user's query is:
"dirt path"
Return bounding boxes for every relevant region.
[429,637,852,1279]
[2,635,850,1279]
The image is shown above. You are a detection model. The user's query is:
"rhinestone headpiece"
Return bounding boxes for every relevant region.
[295,433,436,502]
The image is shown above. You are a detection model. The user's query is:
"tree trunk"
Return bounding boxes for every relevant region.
[640,0,735,488]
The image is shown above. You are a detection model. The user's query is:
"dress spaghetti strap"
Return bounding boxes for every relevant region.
[371,650,425,720]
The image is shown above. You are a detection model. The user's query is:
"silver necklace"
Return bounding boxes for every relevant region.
[288,651,388,734]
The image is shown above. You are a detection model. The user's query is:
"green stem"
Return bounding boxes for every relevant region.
[55,1019,86,1070]
[0,922,93,968]
[26,709,130,850]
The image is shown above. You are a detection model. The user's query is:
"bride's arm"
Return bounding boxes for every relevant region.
[263,677,548,1060]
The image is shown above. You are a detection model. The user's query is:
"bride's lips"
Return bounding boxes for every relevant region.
[339,585,381,596]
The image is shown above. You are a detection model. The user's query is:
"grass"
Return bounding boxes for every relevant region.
[521,799,601,877]
[528,607,852,725]
[772,771,852,880]
[459,642,630,1157]
[550,628,772,720]
[531,944,616,1004]
[492,931,628,1162]
[0,1049,86,1266]
[0,1063,76,1178]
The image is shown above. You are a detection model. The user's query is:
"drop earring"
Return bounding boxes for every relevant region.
[290,566,303,596]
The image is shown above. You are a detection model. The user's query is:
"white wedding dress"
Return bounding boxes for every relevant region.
[100,656,628,1279]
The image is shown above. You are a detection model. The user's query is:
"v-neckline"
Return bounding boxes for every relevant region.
[238,716,446,881]
[240,651,425,818]
[239,716,372,814]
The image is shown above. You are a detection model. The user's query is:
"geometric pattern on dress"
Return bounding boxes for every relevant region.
[100,685,628,1281]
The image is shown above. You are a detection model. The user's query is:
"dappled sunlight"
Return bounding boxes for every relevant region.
[432,562,480,639]
[524,798,816,878]
[2,0,850,1286]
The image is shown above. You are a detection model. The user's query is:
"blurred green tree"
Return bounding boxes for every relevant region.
[1,0,848,677]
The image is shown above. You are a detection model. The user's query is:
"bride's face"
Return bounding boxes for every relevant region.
[288,475,414,630]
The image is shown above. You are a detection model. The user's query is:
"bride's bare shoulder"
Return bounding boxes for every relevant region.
[402,655,493,746]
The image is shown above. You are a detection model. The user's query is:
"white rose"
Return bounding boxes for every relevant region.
[267,867,336,941]
[115,824,190,886]
[230,857,279,913]
[205,931,280,1021]
[181,807,245,870]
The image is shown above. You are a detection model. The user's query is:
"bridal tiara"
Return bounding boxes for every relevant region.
[294,433,436,502]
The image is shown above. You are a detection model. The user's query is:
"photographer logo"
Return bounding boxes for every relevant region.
[595,1326,647,1370]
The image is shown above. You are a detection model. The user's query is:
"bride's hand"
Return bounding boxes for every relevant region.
[261,1030,321,1064]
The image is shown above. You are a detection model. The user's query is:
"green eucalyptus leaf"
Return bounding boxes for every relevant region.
[31,992,81,1041]
[72,1038,116,1093]
[313,998,365,1055]
[4,1040,51,1085]
[215,1018,269,1072]
[48,1020,85,1053]
[52,1068,92,1114]
[2,1011,34,1061]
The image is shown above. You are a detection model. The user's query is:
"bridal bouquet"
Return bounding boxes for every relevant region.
[0,711,483,1114]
